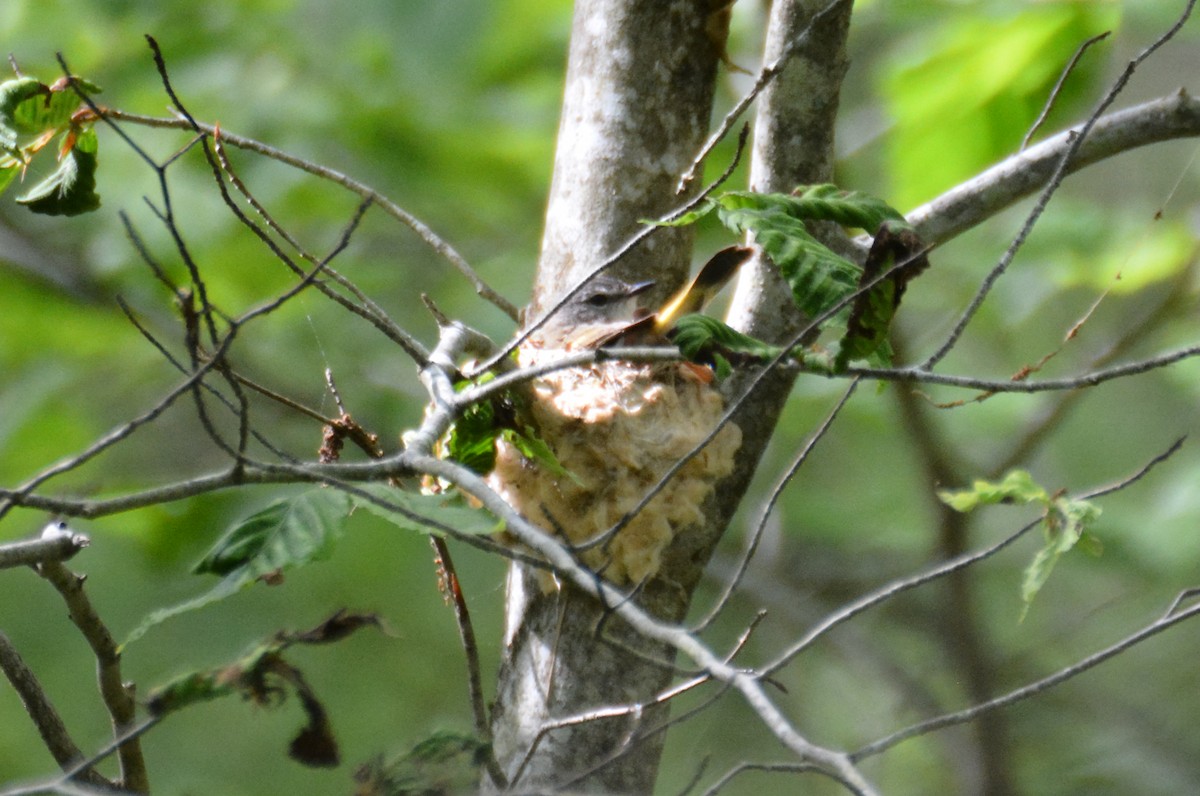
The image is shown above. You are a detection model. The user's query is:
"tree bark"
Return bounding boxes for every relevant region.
[490,1,726,792]
[489,1,855,792]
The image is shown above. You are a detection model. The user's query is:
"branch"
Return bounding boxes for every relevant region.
[920,0,1197,368]
[36,557,148,792]
[897,90,1200,250]
[0,633,113,790]
[849,340,1200,393]
[852,596,1200,762]
[407,452,880,796]
[96,102,519,323]
[0,524,89,570]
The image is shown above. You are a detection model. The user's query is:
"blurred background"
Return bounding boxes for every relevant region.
[1,1,1198,793]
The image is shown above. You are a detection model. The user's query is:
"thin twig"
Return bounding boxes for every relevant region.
[0,632,113,790]
[693,379,860,632]
[428,536,507,788]
[36,560,148,792]
[851,596,1200,762]
[1021,31,1112,151]
[97,107,518,322]
[677,0,848,191]
[921,0,1197,369]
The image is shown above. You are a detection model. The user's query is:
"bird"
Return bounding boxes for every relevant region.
[529,245,753,351]
[488,247,751,590]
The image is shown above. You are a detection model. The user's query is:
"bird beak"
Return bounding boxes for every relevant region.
[625,279,656,298]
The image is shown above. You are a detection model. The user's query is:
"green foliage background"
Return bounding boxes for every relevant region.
[1,1,1198,793]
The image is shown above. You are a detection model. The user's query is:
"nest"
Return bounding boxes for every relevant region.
[488,347,742,586]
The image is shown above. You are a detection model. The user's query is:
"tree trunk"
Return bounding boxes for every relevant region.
[489,1,854,792]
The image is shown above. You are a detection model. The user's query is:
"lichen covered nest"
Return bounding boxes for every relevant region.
[488,348,742,585]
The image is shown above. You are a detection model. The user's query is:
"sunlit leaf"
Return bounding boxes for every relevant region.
[11,76,100,135]
[937,469,1049,512]
[883,5,1120,207]
[671,313,783,365]
[16,127,101,216]
[0,76,46,153]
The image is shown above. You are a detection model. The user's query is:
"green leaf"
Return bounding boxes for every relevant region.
[445,397,499,474]
[0,158,19,195]
[10,76,100,134]
[712,195,862,322]
[0,77,47,153]
[122,489,352,648]
[16,128,101,216]
[883,5,1120,207]
[350,482,501,536]
[501,426,581,485]
[1020,497,1102,621]
[937,469,1102,619]
[671,313,783,365]
[194,488,351,576]
[784,184,907,232]
[937,469,1048,513]
[644,201,719,227]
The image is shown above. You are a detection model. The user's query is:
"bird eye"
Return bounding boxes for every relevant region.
[584,293,611,307]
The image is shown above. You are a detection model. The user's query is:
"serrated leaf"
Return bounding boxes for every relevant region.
[785,184,907,232]
[11,77,99,135]
[351,482,501,535]
[713,197,861,321]
[0,77,47,153]
[16,128,101,216]
[937,469,1049,512]
[670,313,783,365]
[1019,497,1102,620]
[122,489,352,649]
[195,489,351,576]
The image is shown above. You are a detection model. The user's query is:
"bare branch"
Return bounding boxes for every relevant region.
[921,0,1197,368]
[98,104,518,322]
[1020,31,1112,151]
[0,525,89,570]
[36,559,148,792]
[850,340,1200,393]
[852,597,1200,762]
[897,90,1200,251]
[0,633,113,790]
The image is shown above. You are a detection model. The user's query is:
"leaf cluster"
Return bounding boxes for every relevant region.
[938,470,1103,620]
[0,73,104,216]
[661,185,928,372]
